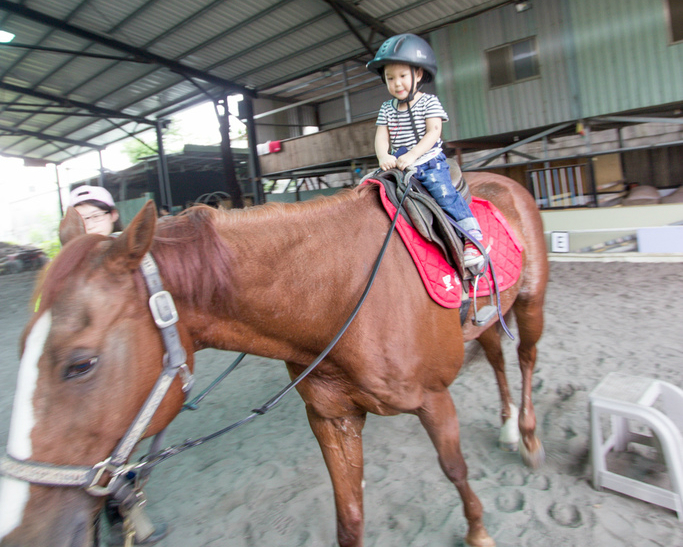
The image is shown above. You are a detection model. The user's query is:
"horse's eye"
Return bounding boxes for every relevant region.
[63,357,99,380]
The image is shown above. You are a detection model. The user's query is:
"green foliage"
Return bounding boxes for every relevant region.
[122,122,185,164]
[28,212,61,258]
[122,137,158,163]
[43,238,62,259]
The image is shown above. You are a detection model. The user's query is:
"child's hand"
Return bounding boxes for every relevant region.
[396,151,417,171]
[379,155,397,171]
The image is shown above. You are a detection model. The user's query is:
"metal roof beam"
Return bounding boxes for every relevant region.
[0,82,154,124]
[254,76,377,120]
[0,125,102,149]
[0,151,53,164]
[321,0,375,56]
[2,107,129,117]
[0,42,153,62]
[461,122,573,170]
[319,0,395,39]
[595,115,683,125]
[0,0,254,97]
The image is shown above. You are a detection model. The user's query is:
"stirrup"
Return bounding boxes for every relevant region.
[471,269,497,327]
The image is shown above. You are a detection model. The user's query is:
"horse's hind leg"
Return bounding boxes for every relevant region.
[417,390,495,547]
[305,406,367,547]
[512,295,546,468]
[476,326,519,452]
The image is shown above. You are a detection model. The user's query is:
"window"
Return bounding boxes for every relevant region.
[667,0,683,43]
[486,37,539,88]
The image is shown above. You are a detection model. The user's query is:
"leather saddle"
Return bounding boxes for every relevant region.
[365,167,473,281]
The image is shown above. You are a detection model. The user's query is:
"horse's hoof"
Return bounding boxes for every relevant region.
[498,440,519,452]
[519,437,546,469]
[465,531,496,547]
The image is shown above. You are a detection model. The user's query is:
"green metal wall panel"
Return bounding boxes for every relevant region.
[433,19,489,140]
[432,0,683,140]
[570,0,683,116]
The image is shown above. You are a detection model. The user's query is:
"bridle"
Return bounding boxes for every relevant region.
[0,173,417,497]
[0,252,194,497]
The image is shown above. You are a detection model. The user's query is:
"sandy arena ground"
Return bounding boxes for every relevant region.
[1,260,682,547]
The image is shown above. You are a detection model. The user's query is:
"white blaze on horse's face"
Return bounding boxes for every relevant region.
[0,311,51,541]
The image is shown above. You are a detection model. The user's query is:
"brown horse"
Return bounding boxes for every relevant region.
[0,172,547,547]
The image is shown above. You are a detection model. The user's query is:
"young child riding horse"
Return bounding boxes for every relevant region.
[367,33,490,271]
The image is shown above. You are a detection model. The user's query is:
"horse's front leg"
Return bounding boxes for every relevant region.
[476,327,519,452]
[305,405,367,547]
[417,389,495,547]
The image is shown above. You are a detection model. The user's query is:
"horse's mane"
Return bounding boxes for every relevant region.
[152,205,236,313]
[35,208,236,315]
[151,187,374,310]
[217,184,374,224]
[36,186,376,315]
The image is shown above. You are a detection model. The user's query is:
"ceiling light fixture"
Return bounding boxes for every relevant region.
[515,1,531,13]
[0,30,15,43]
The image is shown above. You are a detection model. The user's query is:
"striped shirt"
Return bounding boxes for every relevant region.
[376,93,449,166]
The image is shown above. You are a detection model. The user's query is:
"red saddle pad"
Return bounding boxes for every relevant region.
[372,180,524,309]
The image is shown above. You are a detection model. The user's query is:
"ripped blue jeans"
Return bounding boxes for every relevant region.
[409,152,481,236]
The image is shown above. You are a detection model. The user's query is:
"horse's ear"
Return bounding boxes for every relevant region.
[59,207,86,246]
[104,201,157,274]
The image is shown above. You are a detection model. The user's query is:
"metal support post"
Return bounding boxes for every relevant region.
[241,96,265,205]
[156,119,172,210]
[342,63,352,124]
[98,149,105,187]
[54,164,64,217]
[215,97,244,208]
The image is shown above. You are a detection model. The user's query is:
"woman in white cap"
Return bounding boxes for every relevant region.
[68,185,123,236]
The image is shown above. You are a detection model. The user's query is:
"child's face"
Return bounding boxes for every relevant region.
[384,64,423,101]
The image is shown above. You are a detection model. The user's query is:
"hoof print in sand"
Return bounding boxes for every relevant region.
[526,474,551,490]
[495,490,525,512]
[499,467,526,487]
[548,502,582,528]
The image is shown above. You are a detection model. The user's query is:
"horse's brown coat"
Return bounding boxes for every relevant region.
[2,173,547,547]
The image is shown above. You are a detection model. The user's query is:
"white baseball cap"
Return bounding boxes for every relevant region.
[69,185,115,208]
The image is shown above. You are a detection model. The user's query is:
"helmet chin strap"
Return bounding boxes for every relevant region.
[397,67,418,105]
[398,67,421,144]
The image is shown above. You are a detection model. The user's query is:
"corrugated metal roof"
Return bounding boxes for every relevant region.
[0,0,510,164]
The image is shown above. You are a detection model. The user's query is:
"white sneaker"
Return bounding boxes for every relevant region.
[463,240,491,270]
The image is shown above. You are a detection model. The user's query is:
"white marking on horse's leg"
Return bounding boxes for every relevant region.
[0,311,51,540]
[498,403,519,452]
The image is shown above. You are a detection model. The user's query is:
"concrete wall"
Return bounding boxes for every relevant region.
[541,202,683,252]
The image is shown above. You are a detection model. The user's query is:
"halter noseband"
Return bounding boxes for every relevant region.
[0,253,193,496]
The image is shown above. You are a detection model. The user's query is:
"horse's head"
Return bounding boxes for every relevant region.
[0,201,192,547]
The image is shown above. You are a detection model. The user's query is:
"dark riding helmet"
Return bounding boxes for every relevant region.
[366,33,438,83]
